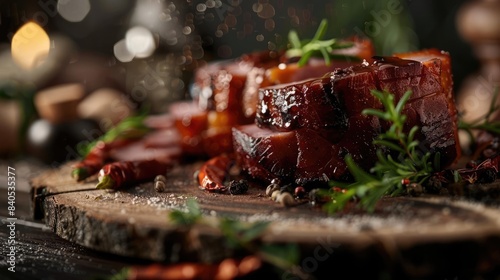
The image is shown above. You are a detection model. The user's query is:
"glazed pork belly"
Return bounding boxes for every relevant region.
[233,49,460,184]
[172,37,374,157]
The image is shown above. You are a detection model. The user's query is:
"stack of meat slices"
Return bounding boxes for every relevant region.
[104,38,373,176]
[232,49,461,185]
[166,37,374,158]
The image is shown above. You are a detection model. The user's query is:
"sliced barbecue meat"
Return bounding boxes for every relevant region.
[142,129,180,148]
[234,49,460,184]
[233,116,380,184]
[256,55,444,132]
[200,126,234,157]
[399,92,459,168]
[109,140,181,163]
[232,124,298,181]
[395,49,453,100]
[192,52,280,125]
[193,37,374,121]
[243,37,375,118]
[74,38,379,182]
[256,77,349,141]
[177,37,374,157]
[169,101,209,156]
[295,115,382,183]
[166,101,236,157]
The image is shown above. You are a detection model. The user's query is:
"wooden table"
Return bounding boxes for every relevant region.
[19,159,500,279]
[0,160,150,280]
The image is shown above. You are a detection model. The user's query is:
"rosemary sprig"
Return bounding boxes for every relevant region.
[324,90,438,213]
[286,19,357,67]
[458,86,500,143]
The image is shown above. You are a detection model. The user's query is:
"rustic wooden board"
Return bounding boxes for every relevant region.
[30,162,500,278]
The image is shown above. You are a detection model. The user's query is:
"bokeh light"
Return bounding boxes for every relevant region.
[113,39,134,63]
[57,0,91,23]
[125,26,156,58]
[11,22,50,69]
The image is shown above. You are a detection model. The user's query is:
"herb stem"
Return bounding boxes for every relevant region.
[286,19,356,67]
[325,90,436,213]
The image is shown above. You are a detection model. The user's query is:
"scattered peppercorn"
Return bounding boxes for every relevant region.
[266,183,280,197]
[271,190,280,201]
[155,180,166,193]
[277,192,295,207]
[228,179,249,195]
[155,175,167,183]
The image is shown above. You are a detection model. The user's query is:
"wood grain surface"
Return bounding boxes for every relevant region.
[30,161,500,278]
[0,160,150,280]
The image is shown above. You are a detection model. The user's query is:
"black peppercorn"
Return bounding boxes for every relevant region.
[228,179,249,195]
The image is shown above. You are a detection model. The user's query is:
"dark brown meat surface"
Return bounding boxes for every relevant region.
[256,56,443,132]
[233,50,460,184]
[233,116,381,184]
[175,38,374,157]
[243,37,375,118]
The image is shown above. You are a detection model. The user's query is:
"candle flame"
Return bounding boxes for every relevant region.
[11,22,50,70]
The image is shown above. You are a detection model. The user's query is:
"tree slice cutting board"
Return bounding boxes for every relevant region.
[30,162,500,278]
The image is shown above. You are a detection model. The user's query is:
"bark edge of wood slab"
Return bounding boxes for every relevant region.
[30,162,500,278]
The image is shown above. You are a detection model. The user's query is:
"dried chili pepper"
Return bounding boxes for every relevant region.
[95,159,171,189]
[475,155,500,172]
[431,153,500,187]
[127,256,262,280]
[72,139,133,181]
[198,154,234,192]
[72,115,151,181]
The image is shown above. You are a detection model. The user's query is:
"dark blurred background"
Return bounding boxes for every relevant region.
[0,0,478,89]
[0,0,480,162]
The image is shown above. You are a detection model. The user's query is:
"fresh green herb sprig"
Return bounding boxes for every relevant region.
[77,114,151,157]
[458,86,500,144]
[324,90,438,213]
[286,19,357,67]
[169,198,202,226]
[169,199,299,274]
